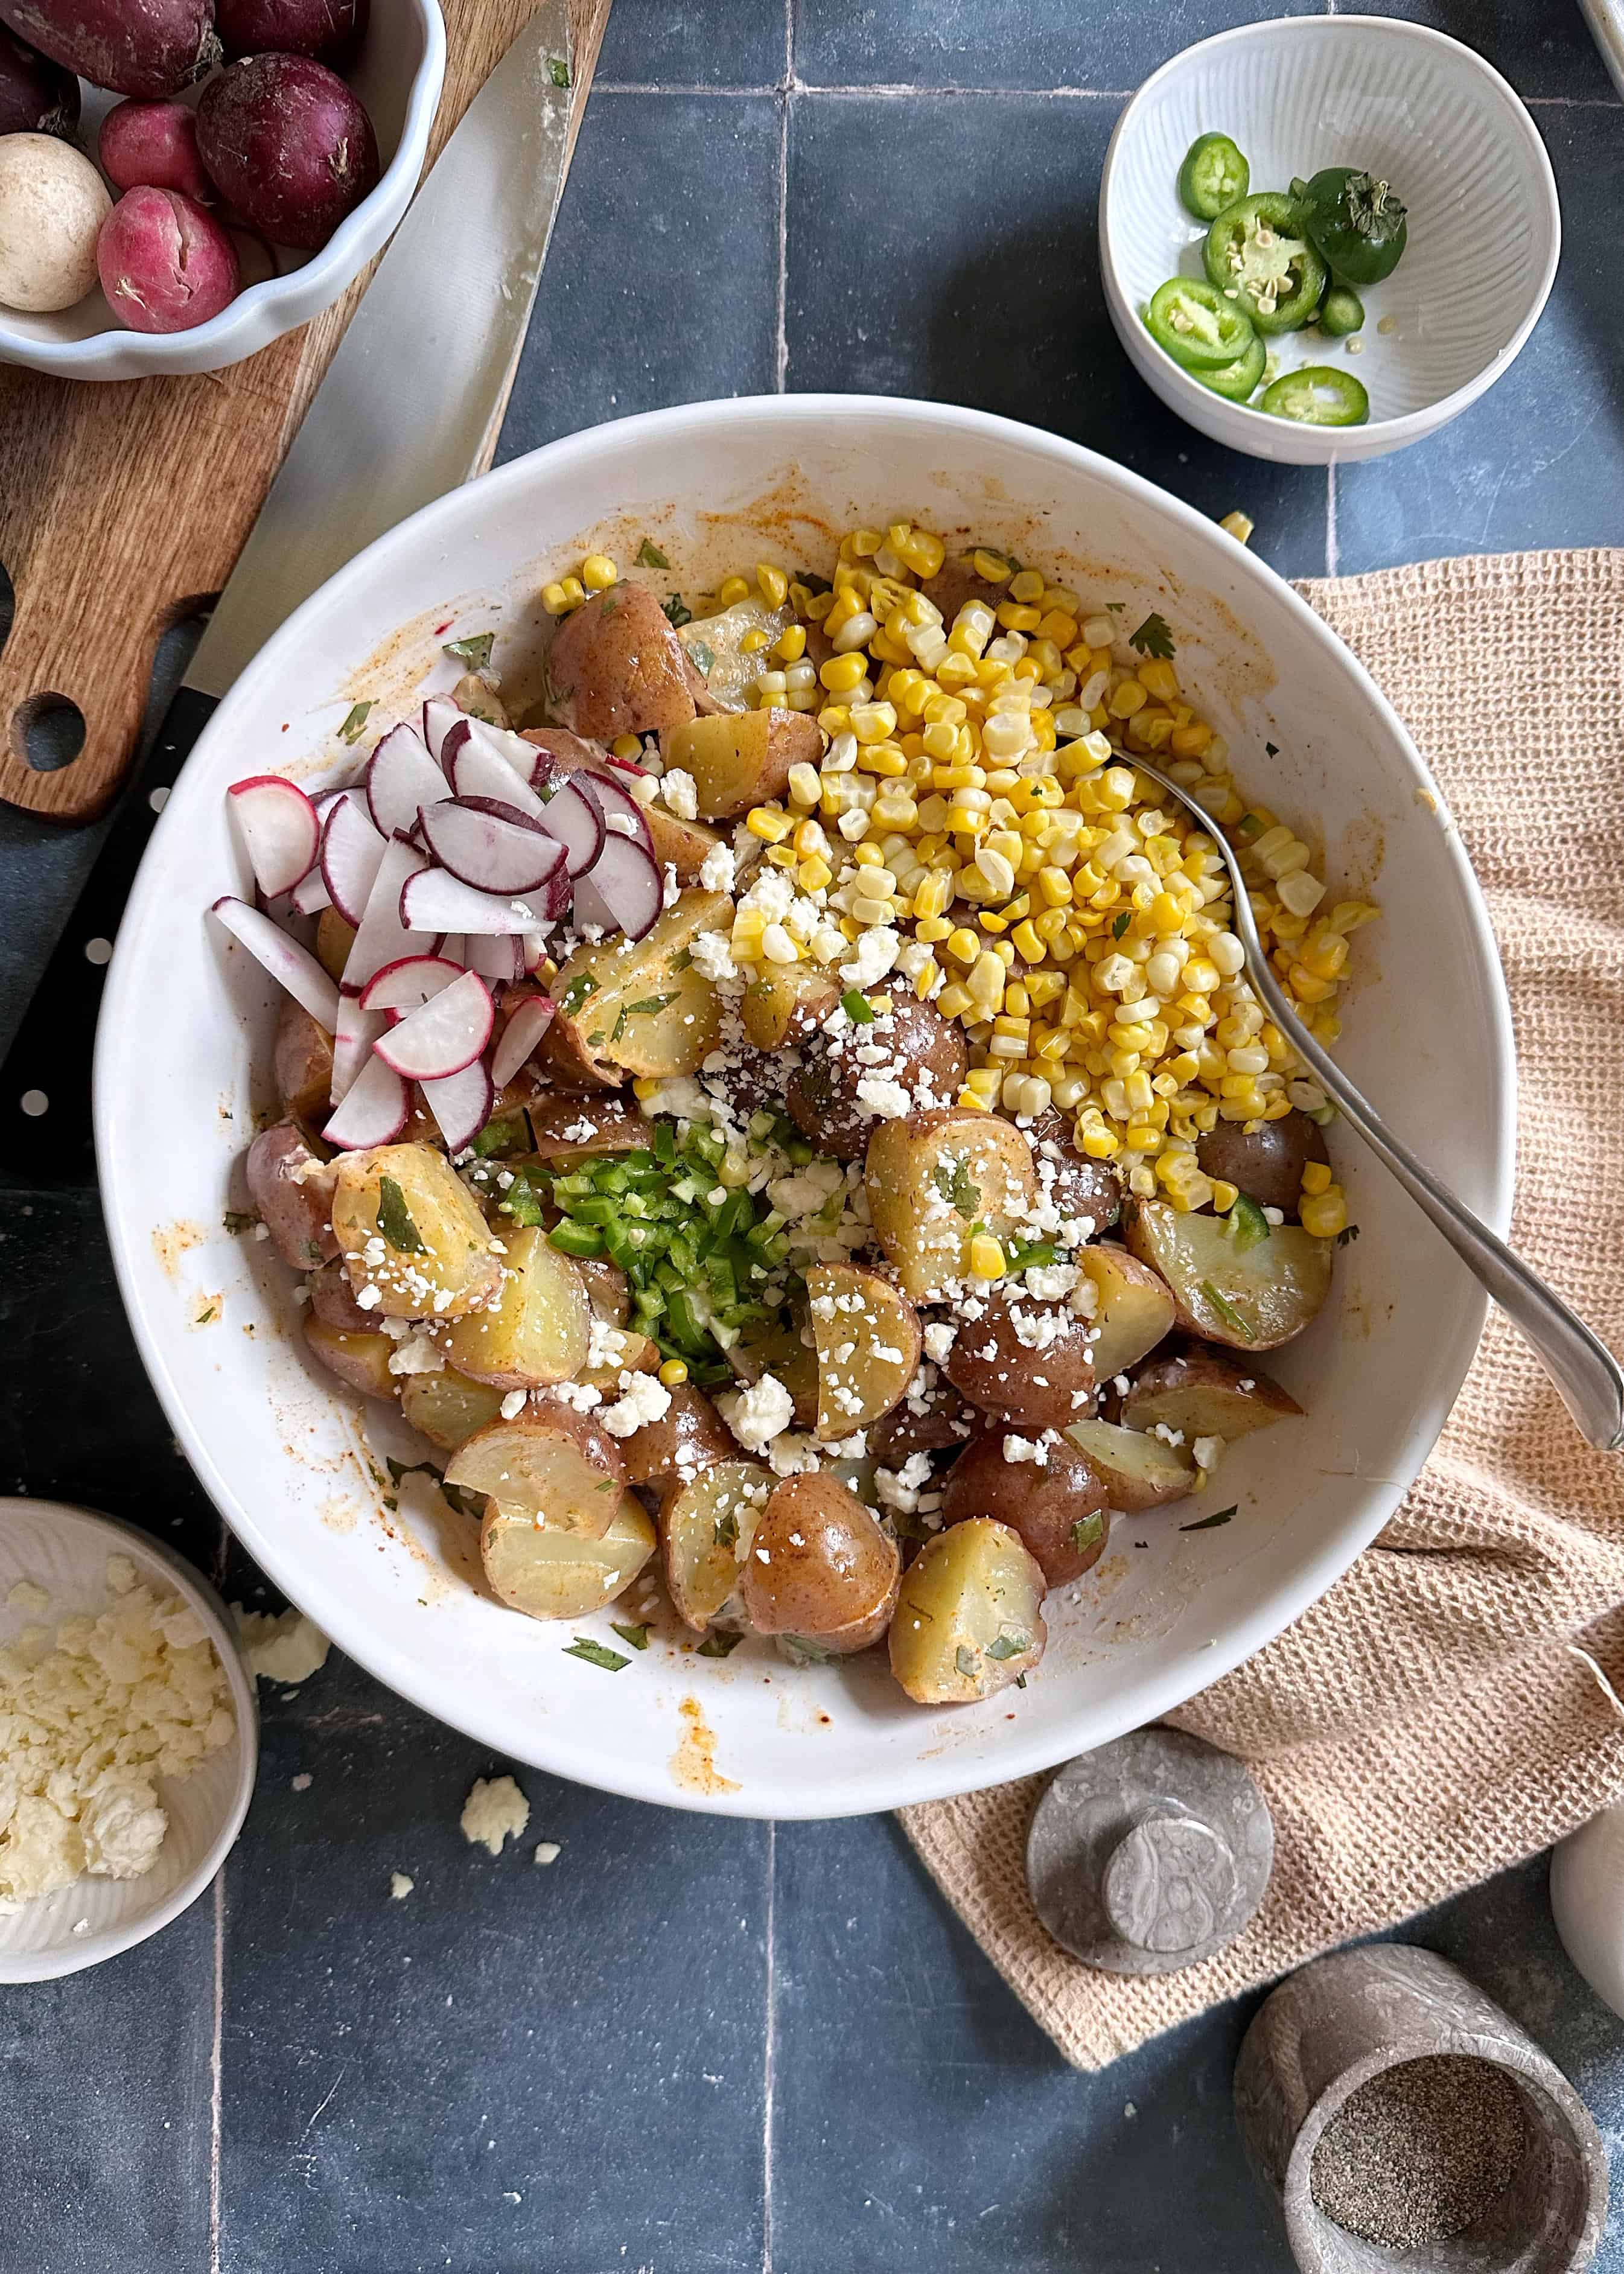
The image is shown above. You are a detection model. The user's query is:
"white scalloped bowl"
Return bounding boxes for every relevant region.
[96,396,1514,1818]
[1101,16,1561,463]
[0,1500,257,1981]
[0,0,444,382]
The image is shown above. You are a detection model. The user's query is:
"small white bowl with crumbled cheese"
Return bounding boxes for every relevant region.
[0,1500,257,1982]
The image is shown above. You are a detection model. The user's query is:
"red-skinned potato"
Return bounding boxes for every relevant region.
[1196,1109,1329,1220]
[308,1258,375,1334]
[620,1381,737,1497]
[547,585,705,740]
[303,1311,396,1400]
[522,1093,648,1161]
[940,1429,1110,1588]
[739,1473,900,1654]
[273,998,333,1133]
[787,998,968,1161]
[216,0,368,64]
[868,1374,976,1470]
[1062,1418,1197,1512]
[97,186,240,333]
[1027,1109,1122,1234]
[888,1518,1046,1704]
[1119,1346,1302,1442]
[99,98,212,200]
[0,28,78,136]
[941,1284,1097,1430]
[245,1119,337,1270]
[445,1402,626,1540]
[661,708,824,821]
[196,55,378,251]
[0,0,220,97]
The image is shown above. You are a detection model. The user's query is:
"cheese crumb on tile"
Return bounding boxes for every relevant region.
[0,1558,235,1911]
[390,1871,414,1900]
[234,1606,331,1686]
[533,1841,561,1867]
[291,1772,312,1792]
[460,1775,529,1856]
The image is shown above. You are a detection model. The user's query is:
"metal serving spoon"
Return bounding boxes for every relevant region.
[1129,757,1624,1452]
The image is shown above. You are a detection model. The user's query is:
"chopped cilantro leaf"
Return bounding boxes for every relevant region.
[662,593,693,628]
[610,1622,650,1651]
[548,54,570,86]
[987,1631,1029,1661]
[222,1208,258,1234]
[625,994,677,1018]
[1071,1513,1105,1554]
[1264,741,1279,758]
[689,642,715,675]
[636,540,670,569]
[1200,1281,1253,1339]
[1337,1223,1361,1246]
[443,632,494,669]
[1180,1506,1237,1532]
[713,1511,739,1549]
[932,1155,981,1220]
[564,1636,629,1670]
[1112,911,1130,939]
[1127,611,1175,660]
[338,701,373,745]
[698,1629,743,1658]
[954,1645,978,1679]
[376,1176,426,1254]
[671,948,694,971]
[559,971,598,1018]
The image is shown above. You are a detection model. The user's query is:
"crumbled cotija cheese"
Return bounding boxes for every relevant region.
[0,1558,235,1910]
[460,1775,529,1856]
[234,1605,331,1686]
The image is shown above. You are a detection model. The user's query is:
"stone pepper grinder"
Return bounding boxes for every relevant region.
[1234,1943,1608,2274]
[1025,1726,1274,1973]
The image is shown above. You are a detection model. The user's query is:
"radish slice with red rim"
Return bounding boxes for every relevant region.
[323,1054,411,1150]
[466,931,523,984]
[340,835,433,995]
[579,769,653,855]
[419,1057,494,1153]
[444,723,551,820]
[400,866,555,937]
[535,777,605,879]
[360,954,467,1015]
[420,798,571,896]
[210,897,340,1030]
[320,789,387,926]
[374,970,494,1080]
[290,865,333,916]
[573,833,664,941]
[521,930,550,975]
[227,776,320,900]
[491,995,556,1089]
[331,992,387,1107]
[366,722,452,841]
[422,696,465,766]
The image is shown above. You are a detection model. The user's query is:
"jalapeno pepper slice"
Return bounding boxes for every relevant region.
[1143,277,1258,371]
[1317,285,1365,338]
[1297,167,1407,287]
[1258,366,1369,427]
[1193,329,1266,401]
[1203,191,1326,334]
[1177,132,1250,221]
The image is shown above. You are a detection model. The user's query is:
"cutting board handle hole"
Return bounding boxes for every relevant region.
[12,694,86,774]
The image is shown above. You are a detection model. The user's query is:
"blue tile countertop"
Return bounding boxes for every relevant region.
[4,4,1624,2269]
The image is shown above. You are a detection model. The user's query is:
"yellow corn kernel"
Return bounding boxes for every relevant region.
[541,581,570,614]
[1010,919,1045,964]
[1299,1160,1334,1198]
[774,623,807,665]
[938,982,974,1020]
[558,575,587,609]
[747,807,793,844]
[797,856,833,894]
[972,549,1013,584]
[820,652,868,695]
[943,927,979,966]
[1079,1121,1119,1159]
[961,1066,1001,1107]
[716,574,751,608]
[610,735,642,762]
[967,1232,1006,1280]
[658,1358,690,1389]
[1206,1179,1238,1214]
[1108,679,1148,719]
[1007,568,1045,605]
[755,563,789,608]
[581,554,617,590]
[1169,719,1211,760]
[967,952,1007,1013]
[1300,1188,1348,1239]
[1138,657,1179,702]
[1220,511,1255,544]
[763,844,797,870]
[915,916,954,946]
[996,602,1042,633]
[740,628,771,655]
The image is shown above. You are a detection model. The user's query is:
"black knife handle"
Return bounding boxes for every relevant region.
[0,683,220,1186]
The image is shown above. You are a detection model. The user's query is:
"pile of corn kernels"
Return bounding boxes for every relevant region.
[542,526,1376,1240]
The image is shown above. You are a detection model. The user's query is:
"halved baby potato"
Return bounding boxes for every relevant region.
[739,963,840,1051]
[579,1323,661,1396]
[1075,1244,1178,1380]
[332,1142,501,1321]
[522,1094,649,1161]
[1063,1417,1198,1513]
[444,1225,590,1390]
[481,1492,655,1621]
[620,1382,737,1497]
[888,1518,1047,1706]
[660,1459,772,1631]
[662,708,823,820]
[546,887,733,1082]
[939,1283,1096,1430]
[1127,1200,1331,1351]
[400,1366,506,1453]
[1121,1347,1302,1442]
[740,1473,900,1655]
[939,1431,1110,1588]
[303,1313,398,1400]
[727,1310,819,1429]
[865,1109,1039,1302]
[445,1405,626,1540]
[315,907,355,983]
[806,1262,923,1443]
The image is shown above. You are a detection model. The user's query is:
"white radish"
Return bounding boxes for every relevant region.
[521,931,550,975]
[290,865,333,916]
[209,897,339,1030]
[573,833,664,942]
[320,789,387,926]
[360,954,467,1016]
[341,834,434,995]
[323,1054,411,1150]
[533,777,605,879]
[466,931,523,984]
[579,769,653,855]
[400,866,555,937]
[330,991,386,1107]
[419,1057,494,1153]
[374,971,494,1080]
[226,776,320,900]
[420,798,570,896]
[444,722,552,820]
[491,996,556,1089]
[366,722,453,841]
[422,695,465,766]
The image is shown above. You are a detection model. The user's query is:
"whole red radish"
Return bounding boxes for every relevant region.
[0,0,220,98]
[97,184,240,331]
[0,27,78,137]
[196,53,377,250]
[100,98,214,202]
[216,0,368,66]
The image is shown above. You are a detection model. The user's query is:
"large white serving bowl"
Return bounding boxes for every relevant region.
[95,396,1514,1819]
[0,0,444,381]
[1101,16,1561,463]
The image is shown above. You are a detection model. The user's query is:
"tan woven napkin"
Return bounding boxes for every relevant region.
[899,549,1624,2071]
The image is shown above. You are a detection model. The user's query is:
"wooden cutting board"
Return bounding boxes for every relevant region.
[0,0,611,825]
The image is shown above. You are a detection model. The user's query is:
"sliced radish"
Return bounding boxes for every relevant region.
[419,1057,494,1153]
[521,931,550,975]
[466,931,523,984]
[400,866,553,937]
[422,695,464,766]
[323,1053,411,1150]
[320,789,387,926]
[341,834,433,995]
[579,769,653,855]
[574,833,664,942]
[535,777,606,879]
[492,996,556,1089]
[366,722,452,841]
[331,991,386,1106]
[444,724,552,821]
[227,776,320,900]
[420,798,570,896]
[290,864,333,916]
[210,896,339,1030]
[438,932,467,969]
[360,954,468,1016]
[374,971,494,1080]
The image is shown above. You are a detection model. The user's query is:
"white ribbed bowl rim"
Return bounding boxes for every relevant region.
[1100,15,1562,460]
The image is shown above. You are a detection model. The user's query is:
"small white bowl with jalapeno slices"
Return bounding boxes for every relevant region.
[1100,15,1561,463]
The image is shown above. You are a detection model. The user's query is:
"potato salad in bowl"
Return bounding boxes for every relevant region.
[211,516,1374,1710]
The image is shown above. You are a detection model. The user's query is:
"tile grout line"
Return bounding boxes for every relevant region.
[774,0,792,392]
[762,1819,778,2274]
[208,1867,226,2274]
[591,80,1134,99]
[1326,462,1340,579]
